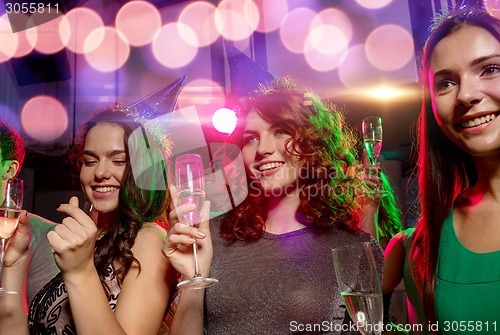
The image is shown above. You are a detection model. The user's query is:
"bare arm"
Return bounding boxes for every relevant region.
[50,197,176,335]
[163,186,212,335]
[0,211,30,335]
[382,232,405,294]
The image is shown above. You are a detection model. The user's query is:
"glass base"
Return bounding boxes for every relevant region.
[177,276,218,290]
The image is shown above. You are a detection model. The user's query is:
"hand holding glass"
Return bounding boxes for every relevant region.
[332,242,383,335]
[0,178,24,295]
[362,117,383,166]
[175,154,218,289]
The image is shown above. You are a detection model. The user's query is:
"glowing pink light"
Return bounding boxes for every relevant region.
[84,27,130,73]
[152,23,198,69]
[365,24,414,72]
[21,95,68,142]
[214,0,259,41]
[60,7,105,54]
[338,44,381,89]
[8,14,37,58]
[280,7,317,54]
[178,78,226,121]
[33,13,66,54]
[212,107,237,134]
[306,25,348,55]
[304,44,348,72]
[115,1,161,47]
[254,0,288,33]
[0,14,19,63]
[484,0,500,19]
[311,8,353,44]
[179,1,219,47]
[355,0,394,9]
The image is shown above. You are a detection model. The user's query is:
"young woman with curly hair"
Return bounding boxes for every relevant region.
[163,78,383,335]
[0,108,176,335]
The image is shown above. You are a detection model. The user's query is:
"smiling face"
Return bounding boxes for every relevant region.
[428,24,500,158]
[80,122,127,213]
[241,109,303,196]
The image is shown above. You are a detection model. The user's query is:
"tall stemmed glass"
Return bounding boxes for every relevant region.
[175,154,218,289]
[362,116,383,167]
[362,116,386,196]
[0,178,24,295]
[332,242,383,335]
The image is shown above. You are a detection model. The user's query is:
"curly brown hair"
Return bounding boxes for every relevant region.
[220,78,365,243]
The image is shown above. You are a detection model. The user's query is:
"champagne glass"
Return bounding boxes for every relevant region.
[0,178,24,295]
[362,116,383,166]
[362,116,386,196]
[175,153,218,289]
[332,242,383,335]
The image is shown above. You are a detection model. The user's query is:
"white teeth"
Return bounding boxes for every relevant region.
[259,162,284,171]
[461,114,496,128]
[94,186,119,193]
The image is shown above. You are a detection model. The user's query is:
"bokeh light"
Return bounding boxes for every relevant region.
[365,24,414,72]
[21,95,68,142]
[10,14,37,58]
[312,8,353,45]
[178,78,226,122]
[338,44,382,89]
[32,13,66,54]
[115,1,161,47]
[59,7,104,54]
[152,23,198,69]
[214,0,259,41]
[280,7,317,54]
[0,14,19,63]
[484,0,500,19]
[254,0,289,33]
[304,42,348,72]
[84,27,130,73]
[355,0,394,9]
[212,107,237,134]
[179,1,219,47]
[306,24,348,55]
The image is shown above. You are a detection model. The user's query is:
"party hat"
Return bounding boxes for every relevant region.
[127,76,186,191]
[126,75,186,121]
[224,42,275,98]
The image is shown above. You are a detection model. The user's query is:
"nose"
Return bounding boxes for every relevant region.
[256,134,275,158]
[94,161,112,180]
[456,77,484,107]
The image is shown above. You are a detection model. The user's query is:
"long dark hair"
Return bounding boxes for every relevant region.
[221,78,365,243]
[411,8,499,326]
[71,107,168,295]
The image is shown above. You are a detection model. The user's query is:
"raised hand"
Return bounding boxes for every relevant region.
[162,186,212,279]
[4,210,29,268]
[47,196,98,275]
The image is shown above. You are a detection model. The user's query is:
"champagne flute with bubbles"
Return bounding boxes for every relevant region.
[362,116,383,166]
[332,242,383,335]
[175,153,218,289]
[0,178,24,295]
[362,116,386,196]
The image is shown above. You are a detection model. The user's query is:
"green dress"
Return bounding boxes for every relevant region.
[435,209,500,334]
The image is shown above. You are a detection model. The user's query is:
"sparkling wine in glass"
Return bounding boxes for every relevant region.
[175,153,218,290]
[332,242,383,335]
[362,116,383,166]
[0,178,24,295]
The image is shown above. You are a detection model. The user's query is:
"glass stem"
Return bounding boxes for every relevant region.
[192,240,202,278]
[0,238,6,289]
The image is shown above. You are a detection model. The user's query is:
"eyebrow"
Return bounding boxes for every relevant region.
[83,149,127,157]
[433,54,500,78]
